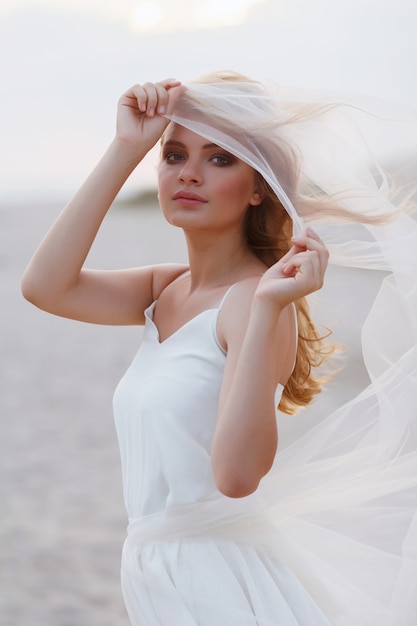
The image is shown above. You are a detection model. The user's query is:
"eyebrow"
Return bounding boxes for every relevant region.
[163,139,221,150]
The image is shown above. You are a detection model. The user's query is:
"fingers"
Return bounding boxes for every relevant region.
[121,78,182,117]
[292,226,326,252]
[289,226,329,272]
[280,227,326,265]
[281,227,328,291]
[283,250,324,287]
[138,80,177,116]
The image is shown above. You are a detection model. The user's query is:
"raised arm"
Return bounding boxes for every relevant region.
[212,229,329,497]
[21,79,185,325]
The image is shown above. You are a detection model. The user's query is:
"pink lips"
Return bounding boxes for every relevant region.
[173,190,207,206]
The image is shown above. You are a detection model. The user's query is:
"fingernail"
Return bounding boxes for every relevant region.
[148,107,155,116]
[158,105,166,114]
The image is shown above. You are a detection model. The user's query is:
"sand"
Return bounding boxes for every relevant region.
[0,197,382,625]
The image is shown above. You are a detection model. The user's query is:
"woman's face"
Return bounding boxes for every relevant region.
[157,124,262,233]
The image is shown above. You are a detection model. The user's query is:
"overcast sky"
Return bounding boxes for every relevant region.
[1,0,416,200]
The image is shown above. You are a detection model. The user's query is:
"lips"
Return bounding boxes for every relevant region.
[173,190,207,203]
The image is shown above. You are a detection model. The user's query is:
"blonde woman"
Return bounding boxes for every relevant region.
[22,73,417,625]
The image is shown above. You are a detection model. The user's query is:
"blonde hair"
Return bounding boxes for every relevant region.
[246,173,335,414]
[190,70,340,414]
[182,70,409,414]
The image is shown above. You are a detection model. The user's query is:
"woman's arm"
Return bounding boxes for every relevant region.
[211,229,329,497]
[21,80,184,325]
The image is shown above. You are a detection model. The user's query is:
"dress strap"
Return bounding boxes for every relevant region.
[218,284,298,334]
[217,283,237,311]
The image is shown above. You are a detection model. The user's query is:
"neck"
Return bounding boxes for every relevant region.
[183,229,265,289]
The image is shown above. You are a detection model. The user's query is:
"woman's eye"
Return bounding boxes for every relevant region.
[165,152,185,162]
[211,155,231,166]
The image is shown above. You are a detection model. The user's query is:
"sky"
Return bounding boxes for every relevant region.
[1,0,416,201]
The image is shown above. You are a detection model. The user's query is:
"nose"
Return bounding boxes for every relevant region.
[177,159,202,185]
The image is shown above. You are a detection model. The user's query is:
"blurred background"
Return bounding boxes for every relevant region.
[1,1,416,624]
[1,0,416,201]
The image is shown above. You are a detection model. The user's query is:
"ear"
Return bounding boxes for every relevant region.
[249,190,264,207]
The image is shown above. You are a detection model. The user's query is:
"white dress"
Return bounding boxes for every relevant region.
[113,283,417,625]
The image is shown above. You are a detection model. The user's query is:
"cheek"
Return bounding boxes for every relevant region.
[156,171,170,213]
[216,174,255,205]
[156,162,165,185]
[157,166,172,196]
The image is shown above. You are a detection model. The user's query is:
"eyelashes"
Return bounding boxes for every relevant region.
[164,152,185,162]
[211,155,233,166]
[162,152,235,167]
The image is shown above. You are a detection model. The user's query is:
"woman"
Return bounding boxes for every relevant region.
[22,73,417,624]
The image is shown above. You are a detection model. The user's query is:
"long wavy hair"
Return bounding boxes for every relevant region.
[190,70,339,414]
[245,172,336,414]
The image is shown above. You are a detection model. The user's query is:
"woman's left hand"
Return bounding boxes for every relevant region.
[255,227,329,308]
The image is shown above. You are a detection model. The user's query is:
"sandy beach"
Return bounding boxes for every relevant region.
[1,197,382,625]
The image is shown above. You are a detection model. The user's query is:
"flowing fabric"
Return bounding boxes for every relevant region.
[114,81,417,624]
[114,298,333,625]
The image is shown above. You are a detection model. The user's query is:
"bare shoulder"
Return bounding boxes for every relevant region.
[217,277,262,351]
[99,261,188,324]
[151,263,189,300]
[217,276,297,377]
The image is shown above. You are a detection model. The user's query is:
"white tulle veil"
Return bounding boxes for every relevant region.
[123,79,417,623]
[164,78,417,377]
[168,79,417,621]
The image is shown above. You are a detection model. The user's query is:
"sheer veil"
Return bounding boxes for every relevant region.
[165,78,417,386]
[158,79,417,623]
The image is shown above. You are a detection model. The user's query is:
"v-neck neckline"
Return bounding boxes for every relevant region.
[144,280,237,346]
[145,301,217,346]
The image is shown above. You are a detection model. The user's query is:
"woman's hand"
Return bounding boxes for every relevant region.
[115,78,184,154]
[255,227,329,308]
